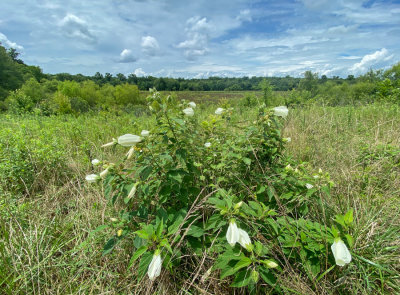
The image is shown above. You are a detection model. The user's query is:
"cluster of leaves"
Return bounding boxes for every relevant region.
[89,90,350,293]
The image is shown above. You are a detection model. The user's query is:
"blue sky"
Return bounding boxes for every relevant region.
[0,0,399,78]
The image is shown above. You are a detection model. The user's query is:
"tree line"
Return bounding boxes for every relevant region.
[1,43,399,114]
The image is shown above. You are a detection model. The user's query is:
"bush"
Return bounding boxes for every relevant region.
[85,90,353,293]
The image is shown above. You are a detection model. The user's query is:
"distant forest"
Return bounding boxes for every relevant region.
[1,43,369,97]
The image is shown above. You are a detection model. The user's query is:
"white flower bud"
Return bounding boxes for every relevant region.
[262,260,278,268]
[204,142,211,148]
[284,137,291,142]
[101,138,117,148]
[273,106,289,118]
[126,147,135,160]
[183,107,194,116]
[147,251,162,281]
[100,168,110,178]
[331,238,352,266]
[305,183,314,189]
[91,159,101,166]
[188,101,196,108]
[215,107,224,115]
[118,134,142,147]
[141,130,150,137]
[85,174,100,183]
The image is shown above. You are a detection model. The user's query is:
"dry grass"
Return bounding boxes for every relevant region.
[1,103,400,294]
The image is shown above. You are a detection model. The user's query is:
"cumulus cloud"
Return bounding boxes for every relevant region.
[176,16,213,60]
[133,68,146,76]
[350,48,393,73]
[59,14,96,44]
[141,36,160,56]
[119,49,137,63]
[0,32,23,50]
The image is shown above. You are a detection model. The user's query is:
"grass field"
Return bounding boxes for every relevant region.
[1,99,399,294]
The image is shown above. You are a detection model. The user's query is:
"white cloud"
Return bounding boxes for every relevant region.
[59,14,96,44]
[0,32,23,50]
[119,49,136,63]
[141,36,159,56]
[176,16,213,60]
[236,9,252,22]
[350,48,393,73]
[133,68,146,76]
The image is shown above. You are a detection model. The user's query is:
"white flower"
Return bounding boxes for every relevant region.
[305,183,314,189]
[183,107,194,116]
[331,238,352,266]
[204,142,211,148]
[273,106,289,118]
[101,138,117,148]
[85,174,99,183]
[284,137,291,142]
[91,159,101,166]
[118,134,142,147]
[188,101,196,108]
[100,168,110,178]
[238,228,252,250]
[215,107,224,115]
[147,252,162,281]
[313,175,319,179]
[141,130,150,137]
[226,219,240,247]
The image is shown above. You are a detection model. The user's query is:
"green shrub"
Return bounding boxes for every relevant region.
[86,90,351,293]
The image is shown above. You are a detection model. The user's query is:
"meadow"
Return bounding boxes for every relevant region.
[0,93,399,294]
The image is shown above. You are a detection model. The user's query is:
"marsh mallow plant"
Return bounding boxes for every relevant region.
[85,89,353,292]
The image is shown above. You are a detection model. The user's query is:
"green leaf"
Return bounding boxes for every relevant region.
[102,237,118,255]
[220,256,252,279]
[139,165,153,181]
[242,157,251,165]
[259,267,277,286]
[128,245,148,269]
[187,225,204,238]
[230,269,252,287]
[344,209,353,226]
[137,252,153,281]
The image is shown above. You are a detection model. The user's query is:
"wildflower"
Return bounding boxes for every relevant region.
[183,107,194,116]
[238,228,252,250]
[284,137,291,142]
[141,130,150,137]
[306,183,314,189]
[204,142,211,148]
[110,217,118,222]
[148,250,162,281]
[226,219,240,247]
[101,138,117,148]
[91,159,101,166]
[215,107,224,115]
[85,174,100,183]
[188,101,196,108]
[117,229,123,237]
[331,238,352,266]
[118,134,142,147]
[273,106,289,118]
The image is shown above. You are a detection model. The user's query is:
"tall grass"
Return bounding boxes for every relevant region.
[1,102,399,294]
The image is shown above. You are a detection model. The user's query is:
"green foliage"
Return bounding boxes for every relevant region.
[88,90,348,293]
[0,122,69,195]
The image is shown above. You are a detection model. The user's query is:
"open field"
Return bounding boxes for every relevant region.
[1,101,399,294]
